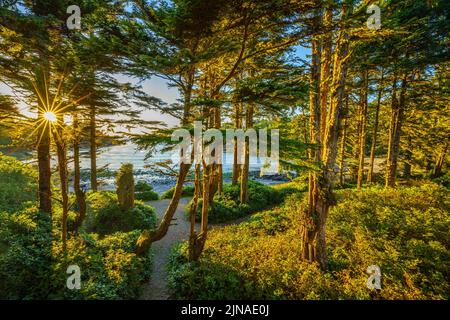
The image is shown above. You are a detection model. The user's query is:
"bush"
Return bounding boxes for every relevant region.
[0,155,156,299]
[0,205,154,300]
[0,153,38,213]
[168,182,450,300]
[135,181,159,201]
[161,185,195,199]
[84,191,157,236]
[187,181,288,223]
[433,172,450,188]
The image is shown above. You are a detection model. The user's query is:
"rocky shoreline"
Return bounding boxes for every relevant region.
[77,169,293,195]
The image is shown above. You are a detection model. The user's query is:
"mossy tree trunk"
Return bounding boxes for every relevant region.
[302,2,350,270]
[188,164,201,261]
[190,162,212,261]
[116,163,135,211]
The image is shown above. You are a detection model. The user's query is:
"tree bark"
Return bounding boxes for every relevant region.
[303,6,323,268]
[403,135,412,178]
[190,163,211,261]
[240,103,254,204]
[319,4,333,148]
[386,74,408,188]
[73,112,86,231]
[53,121,69,251]
[339,114,348,186]
[367,69,384,183]
[232,103,242,185]
[357,70,369,189]
[432,141,448,178]
[89,104,98,192]
[302,2,350,270]
[188,164,201,261]
[136,162,191,255]
[37,110,52,214]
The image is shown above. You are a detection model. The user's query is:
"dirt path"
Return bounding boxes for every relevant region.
[139,195,260,300]
[139,197,192,300]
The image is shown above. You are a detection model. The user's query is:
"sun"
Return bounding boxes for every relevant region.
[43,111,57,123]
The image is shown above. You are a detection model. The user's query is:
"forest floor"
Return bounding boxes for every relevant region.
[139,197,246,300]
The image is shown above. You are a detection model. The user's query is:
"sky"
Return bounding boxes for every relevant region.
[0,46,310,130]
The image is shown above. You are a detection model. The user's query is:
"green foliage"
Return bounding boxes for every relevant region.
[0,207,53,299]
[0,153,38,212]
[161,185,195,199]
[84,191,157,236]
[135,180,159,201]
[187,181,292,223]
[433,172,450,189]
[0,205,154,300]
[49,231,153,300]
[168,182,449,300]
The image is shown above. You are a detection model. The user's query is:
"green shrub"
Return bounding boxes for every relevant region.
[0,205,154,300]
[168,182,450,300]
[135,181,159,201]
[0,153,38,212]
[161,185,195,199]
[433,172,450,188]
[187,181,285,223]
[0,155,156,300]
[84,192,157,236]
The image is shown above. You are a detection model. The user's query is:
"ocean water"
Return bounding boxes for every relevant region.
[78,143,267,172]
[76,143,280,193]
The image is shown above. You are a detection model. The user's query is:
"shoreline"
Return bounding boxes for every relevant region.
[75,170,292,195]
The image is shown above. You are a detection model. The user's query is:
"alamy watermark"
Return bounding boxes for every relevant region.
[366,265,382,290]
[367,5,381,30]
[171,121,280,174]
[67,5,81,30]
[66,265,81,290]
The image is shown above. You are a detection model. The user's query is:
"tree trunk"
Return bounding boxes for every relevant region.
[73,112,86,231]
[232,103,242,185]
[303,6,323,267]
[386,74,408,188]
[302,2,351,270]
[188,164,201,261]
[357,70,369,189]
[339,115,348,186]
[136,162,191,255]
[190,163,211,261]
[37,110,52,214]
[403,135,412,178]
[240,103,254,204]
[53,122,69,251]
[319,4,333,148]
[89,105,98,192]
[216,104,223,195]
[432,141,448,178]
[367,69,384,183]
